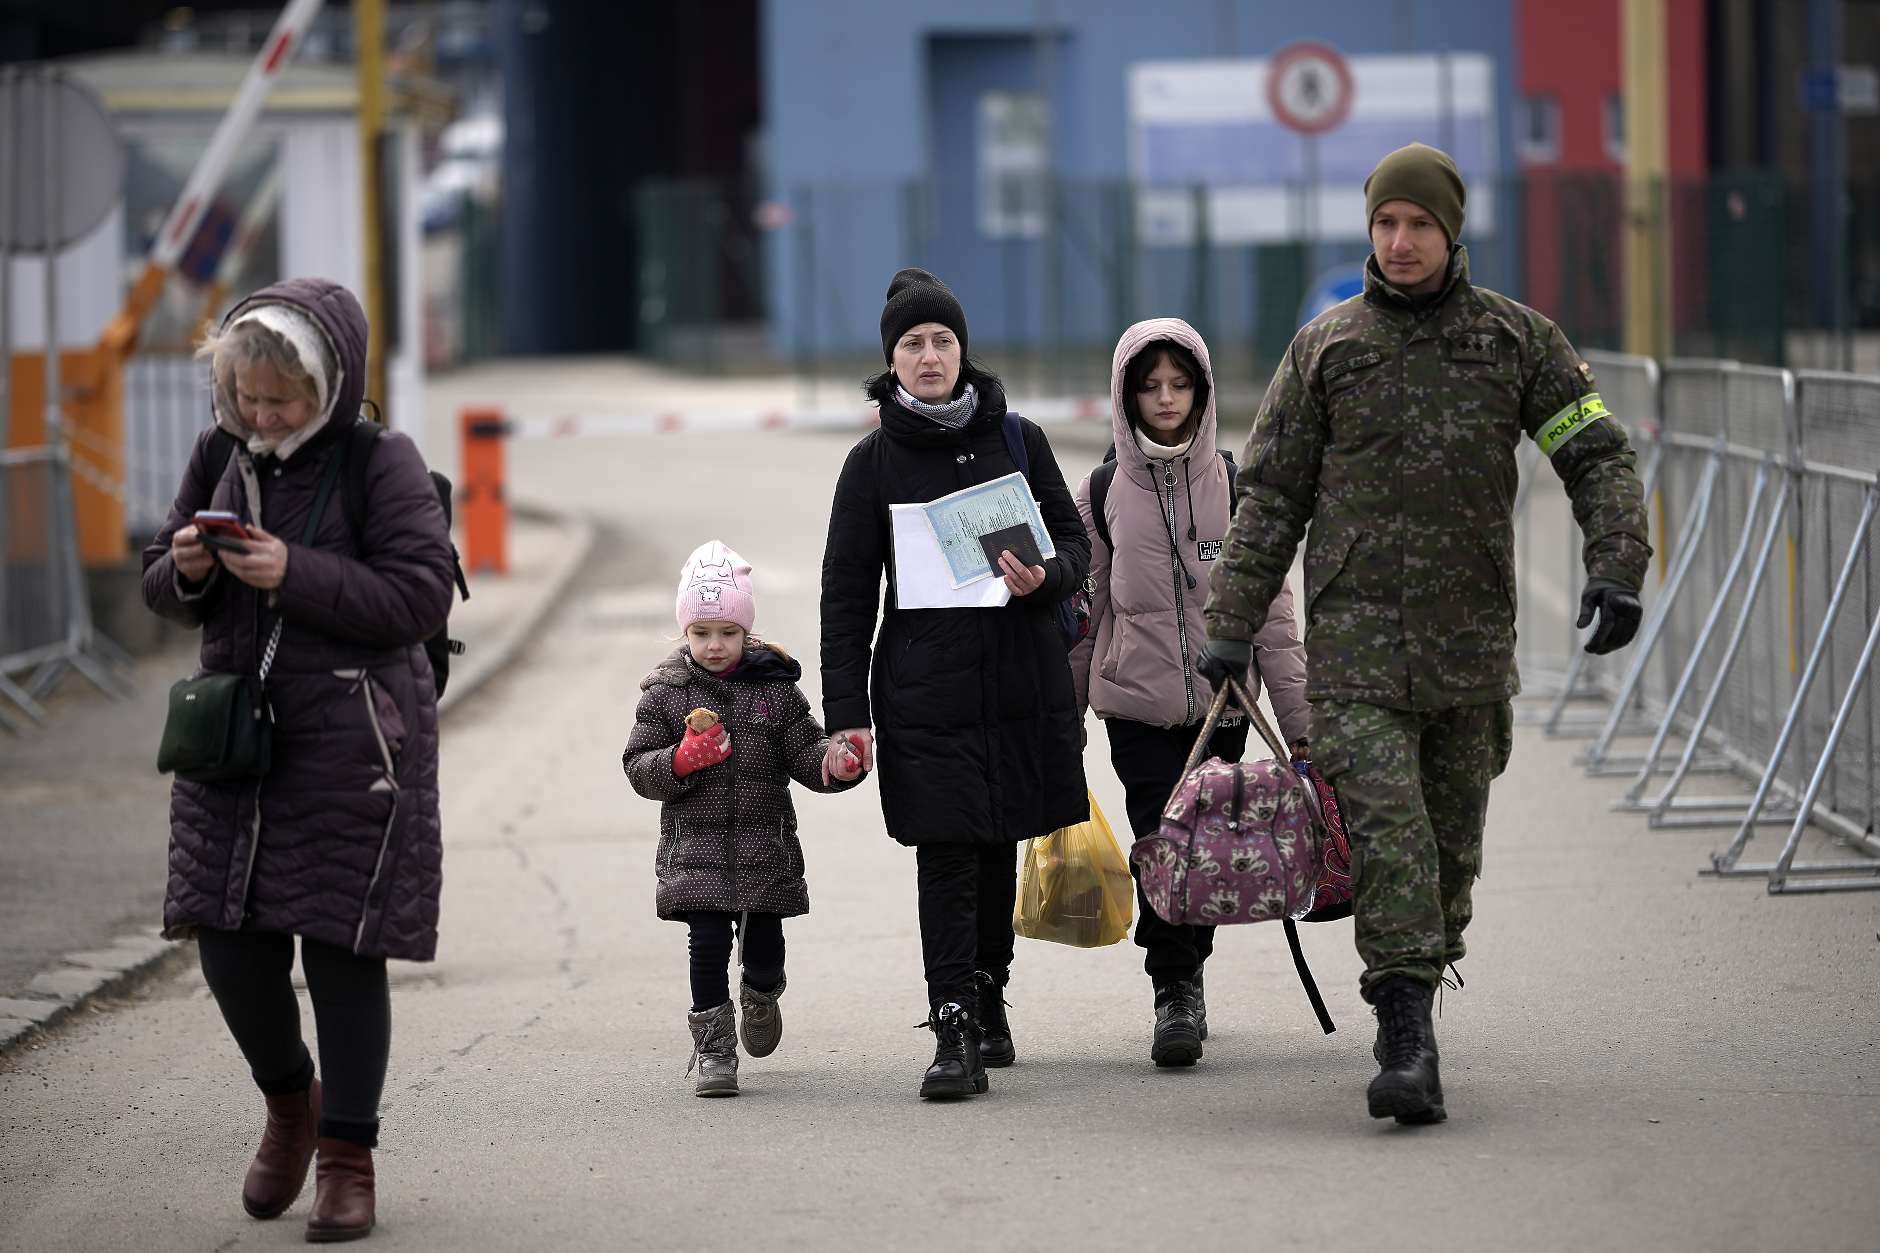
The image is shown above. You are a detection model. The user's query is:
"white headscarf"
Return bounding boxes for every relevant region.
[234,303,338,460]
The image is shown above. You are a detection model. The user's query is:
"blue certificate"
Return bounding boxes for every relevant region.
[919,472,1057,588]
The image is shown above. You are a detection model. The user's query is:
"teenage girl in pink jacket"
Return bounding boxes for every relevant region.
[1069,317,1312,1068]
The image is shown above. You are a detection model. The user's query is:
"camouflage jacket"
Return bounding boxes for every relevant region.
[1205,247,1650,711]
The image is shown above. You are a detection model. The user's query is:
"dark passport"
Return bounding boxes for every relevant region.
[978,523,1044,573]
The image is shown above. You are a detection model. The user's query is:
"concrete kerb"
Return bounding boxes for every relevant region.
[0,927,188,1056]
[438,502,595,718]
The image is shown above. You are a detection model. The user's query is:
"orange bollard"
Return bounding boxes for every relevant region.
[460,406,509,576]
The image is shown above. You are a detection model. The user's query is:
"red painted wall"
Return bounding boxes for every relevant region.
[1517,0,1707,341]
[1516,0,1705,173]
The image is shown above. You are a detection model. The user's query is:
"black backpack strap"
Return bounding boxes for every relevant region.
[1219,447,1242,522]
[1088,458,1119,552]
[1284,918,1337,1034]
[999,410,1030,479]
[339,417,385,543]
[301,437,348,546]
[205,428,240,493]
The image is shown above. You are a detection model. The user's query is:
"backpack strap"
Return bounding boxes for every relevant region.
[1089,457,1118,552]
[200,428,240,508]
[1088,445,1232,554]
[999,410,1030,479]
[339,417,385,543]
[302,435,347,546]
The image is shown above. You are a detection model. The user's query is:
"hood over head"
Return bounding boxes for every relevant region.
[1108,318,1218,476]
[210,277,369,461]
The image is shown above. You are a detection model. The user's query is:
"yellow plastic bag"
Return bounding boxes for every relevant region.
[1012,790,1133,947]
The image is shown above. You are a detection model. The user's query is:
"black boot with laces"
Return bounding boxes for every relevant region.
[975,972,1014,1068]
[1151,980,1204,1067]
[1367,976,1444,1124]
[918,1000,987,1099]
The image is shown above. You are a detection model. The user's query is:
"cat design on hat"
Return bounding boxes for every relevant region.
[674,540,756,631]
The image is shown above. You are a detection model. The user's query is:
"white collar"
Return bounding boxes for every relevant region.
[1135,425,1195,460]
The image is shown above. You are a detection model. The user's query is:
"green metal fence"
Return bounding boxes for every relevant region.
[632,171,1877,389]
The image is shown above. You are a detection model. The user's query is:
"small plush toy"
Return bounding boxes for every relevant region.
[685,708,720,735]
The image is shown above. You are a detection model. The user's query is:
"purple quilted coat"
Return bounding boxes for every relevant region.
[142,278,455,961]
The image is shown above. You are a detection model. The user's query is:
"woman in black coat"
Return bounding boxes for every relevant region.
[819,268,1089,1099]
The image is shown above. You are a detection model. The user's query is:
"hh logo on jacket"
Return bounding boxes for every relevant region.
[1197,540,1223,562]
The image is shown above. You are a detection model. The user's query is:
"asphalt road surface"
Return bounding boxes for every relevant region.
[3,408,1876,1252]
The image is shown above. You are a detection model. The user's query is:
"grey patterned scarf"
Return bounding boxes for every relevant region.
[896,381,978,430]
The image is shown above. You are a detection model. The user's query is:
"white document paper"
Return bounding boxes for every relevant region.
[918,472,1058,588]
[891,504,1012,610]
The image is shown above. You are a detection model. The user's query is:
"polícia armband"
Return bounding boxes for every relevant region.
[1536,392,1611,457]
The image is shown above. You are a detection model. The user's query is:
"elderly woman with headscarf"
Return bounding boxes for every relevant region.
[144,277,455,1240]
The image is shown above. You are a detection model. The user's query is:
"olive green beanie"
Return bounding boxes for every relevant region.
[1363,143,1466,244]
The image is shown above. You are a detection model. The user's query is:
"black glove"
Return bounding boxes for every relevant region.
[1577,582,1642,655]
[1196,638,1252,697]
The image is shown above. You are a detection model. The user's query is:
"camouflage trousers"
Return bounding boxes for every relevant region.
[1310,699,1514,1002]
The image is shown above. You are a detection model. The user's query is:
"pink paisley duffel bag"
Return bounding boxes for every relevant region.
[1130,676,1328,927]
[1129,676,1337,1031]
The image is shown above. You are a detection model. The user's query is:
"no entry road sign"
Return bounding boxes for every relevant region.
[1266,41,1354,136]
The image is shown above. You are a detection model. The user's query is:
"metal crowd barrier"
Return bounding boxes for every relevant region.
[1514,352,1880,894]
[1529,349,1662,732]
[0,445,133,730]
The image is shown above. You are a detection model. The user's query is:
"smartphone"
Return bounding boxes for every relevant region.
[192,511,251,554]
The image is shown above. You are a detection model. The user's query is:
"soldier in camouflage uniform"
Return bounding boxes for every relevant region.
[1198,143,1650,1125]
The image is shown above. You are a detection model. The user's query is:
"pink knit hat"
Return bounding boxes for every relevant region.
[675,540,756,632]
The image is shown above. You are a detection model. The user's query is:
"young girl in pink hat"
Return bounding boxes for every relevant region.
[623,540,864,1096]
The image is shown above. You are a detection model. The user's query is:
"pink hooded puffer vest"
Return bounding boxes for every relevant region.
[1070,318,1310,741]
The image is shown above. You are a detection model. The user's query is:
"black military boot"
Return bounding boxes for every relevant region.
[918,1000,987,1099]
[975,971,1014,1068]
[1367,976,1445,1124]
[1151,980,1204,1067]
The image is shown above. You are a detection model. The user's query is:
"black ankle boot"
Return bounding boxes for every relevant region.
[1151,980,1203,1067]
[918,1000,987,1099]
[974,972,1014,1068]
[1367,976,1445,1124]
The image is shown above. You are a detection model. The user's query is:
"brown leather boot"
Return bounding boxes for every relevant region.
[305,1137,375,1242]
[242,1078,322,1219]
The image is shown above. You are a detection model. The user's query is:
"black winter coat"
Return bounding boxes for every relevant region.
[821,377,1090,846]
[624,644,857,919]
[143,278,455,962]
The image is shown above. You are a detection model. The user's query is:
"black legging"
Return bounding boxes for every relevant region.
[914,843,1018,1008]
[684,911,785,1012]
[196,927,390,1148]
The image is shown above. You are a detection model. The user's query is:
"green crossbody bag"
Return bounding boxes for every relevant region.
[157,441,345,785]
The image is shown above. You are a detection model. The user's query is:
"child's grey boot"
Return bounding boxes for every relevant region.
[686,1001,740,1097]
[738,972,787,1058]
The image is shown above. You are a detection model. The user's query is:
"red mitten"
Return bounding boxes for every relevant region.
[672,725,731,777]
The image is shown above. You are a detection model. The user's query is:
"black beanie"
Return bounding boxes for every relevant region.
[879,268,968,363]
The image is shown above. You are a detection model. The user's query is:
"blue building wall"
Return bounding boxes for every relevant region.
[761,0,1516,359]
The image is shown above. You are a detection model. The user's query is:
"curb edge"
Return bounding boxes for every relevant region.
[437,503,595,718]
[1,931,188,1058]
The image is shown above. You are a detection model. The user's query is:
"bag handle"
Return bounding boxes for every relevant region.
[1180,676,1296,782]
[1179,676,1338,1035]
